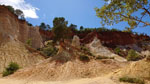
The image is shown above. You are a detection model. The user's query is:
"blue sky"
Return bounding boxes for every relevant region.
[0,0,150,35]
[25,0,103,28]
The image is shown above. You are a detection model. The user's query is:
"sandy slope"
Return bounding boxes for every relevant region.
[8,59,126,81]
[0,58,130,84]
[0,59,128,84]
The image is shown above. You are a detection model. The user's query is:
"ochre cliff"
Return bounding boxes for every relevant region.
[80,31,150,47]
[0,41,45,73]
[39,29,150,47]
[0,6,43,49]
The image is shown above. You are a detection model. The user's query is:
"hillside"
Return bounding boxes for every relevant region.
[0,5,150,84]
[0,41,45,73]
[0,5,45,73]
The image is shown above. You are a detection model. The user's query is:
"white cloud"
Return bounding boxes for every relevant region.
[0,0,39,18]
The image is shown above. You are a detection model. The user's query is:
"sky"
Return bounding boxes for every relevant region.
[0,0,150,35]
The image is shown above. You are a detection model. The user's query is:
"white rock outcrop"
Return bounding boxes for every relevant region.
[72,35,80,48]
[86,37,127,62]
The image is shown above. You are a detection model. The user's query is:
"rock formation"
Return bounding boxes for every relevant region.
[80,31,150,47]
[86,37,127,62]
[0,6,43,49]
[72,35,80,49]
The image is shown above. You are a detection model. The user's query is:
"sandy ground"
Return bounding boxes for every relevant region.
[0,77,119,84]
[0,60,131,84]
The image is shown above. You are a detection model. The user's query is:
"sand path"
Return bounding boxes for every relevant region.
[0,76,118,84]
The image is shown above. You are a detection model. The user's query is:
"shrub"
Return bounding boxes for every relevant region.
[2,62,20,77]
[26,38,32,47]
[114,47,121,54]
[110,28,121,32]
[42,46,57,57]
[96,56,114,60]
[81,46,89,52]
[41,43,58,58]
[127,49,140,61]
[81,46,94,56]
[6,5,15,13]
[97,27,109,32]
[79,54,90,62]
[119,76,145,84]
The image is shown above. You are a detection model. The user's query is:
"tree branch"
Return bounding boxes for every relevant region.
[136,12,146,27]
[142,8,150,16]
[119,14,150,26]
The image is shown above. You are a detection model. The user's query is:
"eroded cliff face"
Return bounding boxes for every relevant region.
[0,6,45,73]
[0,6,43,49]
[0,41,45,73]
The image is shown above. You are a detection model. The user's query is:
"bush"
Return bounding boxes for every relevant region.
[96,56,114,60]
[81,46,94,56]
[41,43,58,58]
[6,5,15,13]
[110,28,121,32]
[81,46,89,52]
[114,47,121,54]
[127,49,140,61]
[3,62,20,77]
[42,46,58,57]
[26,38,32,47]
[79,54,90,62]
[119,76,145,84]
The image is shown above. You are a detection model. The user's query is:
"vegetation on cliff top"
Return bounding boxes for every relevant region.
[5,5,25,20]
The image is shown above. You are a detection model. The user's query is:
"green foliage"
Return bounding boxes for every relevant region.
[2,62,20,77]
[5,5,25,20]
[27,21,33,26]
[80,26,84,31]
[42,46,58,57]
[39,22,51,30]
[80,46,93,56]
[95,0,150,29]
[110,28,121,32]
[52,17,72,42]
[119,76,145,84]
[39,22,47,30]
[79,54,90,62]
[127,49,140,61]
[96,56,114,60]
[46,24,51,30]
[53,17,68,27]
[41,42,58,57]
[15,9,25,20]
[6,5,15,13]
[81,46,89,52]
[26,38,32,47]
[69,24,78,33]
[114,47,121,54]
[96,27,109,32]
